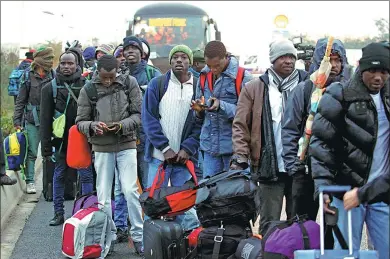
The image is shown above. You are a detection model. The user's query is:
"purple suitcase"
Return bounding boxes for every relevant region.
[72,191,115,216]
[294,185,379,259]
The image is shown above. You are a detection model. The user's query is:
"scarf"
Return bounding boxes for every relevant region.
[268,67,300,113]
[55,67,84,95]
[31,47,54,72]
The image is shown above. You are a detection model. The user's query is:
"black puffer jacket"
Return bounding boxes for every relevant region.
[310,72,390,198]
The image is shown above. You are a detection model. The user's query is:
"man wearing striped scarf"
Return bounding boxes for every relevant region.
[231,39,308,235]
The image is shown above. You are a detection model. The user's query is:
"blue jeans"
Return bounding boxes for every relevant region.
[202,152,231,178]
[114,168,129,231]
[53,157,94,214]
[332,198,389,259]
[95,149,143,242]
[146,158,200,231]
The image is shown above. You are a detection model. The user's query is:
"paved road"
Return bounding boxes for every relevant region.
[10,196,142,259]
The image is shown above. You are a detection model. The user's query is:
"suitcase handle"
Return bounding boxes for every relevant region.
[319,185,352,256]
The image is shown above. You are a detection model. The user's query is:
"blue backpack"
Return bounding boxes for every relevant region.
[8,69,26,96]
[3,130,28,179]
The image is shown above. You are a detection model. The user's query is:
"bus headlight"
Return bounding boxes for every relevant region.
[136,16,141,21]
[203,16,208,22]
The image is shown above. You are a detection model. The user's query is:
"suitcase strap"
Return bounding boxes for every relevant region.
[212,227,225,259]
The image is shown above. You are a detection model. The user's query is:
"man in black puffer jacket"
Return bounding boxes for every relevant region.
[40,51,94,226]
[310,42,390,258]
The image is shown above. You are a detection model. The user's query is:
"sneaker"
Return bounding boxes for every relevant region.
[0,175,17,186]
[116,229,129,243]
[49,213,64,226]
[26,183,36,194]
[133,241,144,256]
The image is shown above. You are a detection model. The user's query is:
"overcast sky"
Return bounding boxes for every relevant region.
[1,1,388,54]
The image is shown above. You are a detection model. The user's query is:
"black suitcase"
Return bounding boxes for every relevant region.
[42,159,54,201]
[143,218,187,259]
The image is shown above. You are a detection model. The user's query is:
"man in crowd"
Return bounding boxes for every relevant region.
[189,48,206,79]
[230,39,308,235]
[142,45,201,231]
[40,51,94,226]
[13,46,55,194]
[192,40,252,178]
[282,38,348,220]
[310,42,389,258]
[76,55,144,256]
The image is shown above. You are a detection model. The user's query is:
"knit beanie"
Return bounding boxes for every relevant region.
[114,45,124,58]
[192,48,205,62]
[83,46,96,61]
[359,42,390,73]
[140,38,151,61]
[269,39,297,64]
[169,45,193,65]
[123,36,143,54]
[95,44,114,59]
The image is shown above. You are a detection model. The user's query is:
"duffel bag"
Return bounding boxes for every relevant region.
[262,215,320,259]
[139,160,198,218]
[195,170,257,227]
[186,223,252,259]
[233,236,263,259]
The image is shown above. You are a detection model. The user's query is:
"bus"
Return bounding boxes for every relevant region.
[126,2,221,72]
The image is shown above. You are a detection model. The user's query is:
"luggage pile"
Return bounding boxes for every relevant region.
[187,169,258,259]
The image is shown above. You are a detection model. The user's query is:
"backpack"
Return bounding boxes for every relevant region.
[199,67,246,97]
[84,75,131,119]
[3,130,28,179]
[62,206,116,259]
[145,64,157,82]
[195,170,257,228]
[71,191,114,216]
[8,69,25,96]
[156,73,198,102]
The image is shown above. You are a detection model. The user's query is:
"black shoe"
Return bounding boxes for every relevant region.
[49,213,64,226]
[116,229,129,243]
[0,175,17,186]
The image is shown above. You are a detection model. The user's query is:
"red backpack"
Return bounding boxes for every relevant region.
[199,67,246,96]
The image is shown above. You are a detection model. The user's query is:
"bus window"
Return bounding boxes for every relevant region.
[134,16,207,58]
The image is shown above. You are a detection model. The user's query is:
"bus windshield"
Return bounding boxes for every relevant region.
[133,15,207,58]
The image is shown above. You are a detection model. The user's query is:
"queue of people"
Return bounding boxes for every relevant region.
[3,36,389,258]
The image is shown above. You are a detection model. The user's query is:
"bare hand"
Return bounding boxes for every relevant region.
[343,187,360,210]
[163,148,177,164]
[207,97,220,111]
[176,149,190,164]
[91,121,107,136]
[323,194,335,215]
[191,99,206,112]
[230,163,244,170]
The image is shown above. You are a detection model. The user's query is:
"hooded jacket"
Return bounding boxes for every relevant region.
[282,38,350,175]
[76,73,142,153]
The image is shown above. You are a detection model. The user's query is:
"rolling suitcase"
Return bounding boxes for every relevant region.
[42,158,54,201]
[143,218,187,259]
[294,185,379,259]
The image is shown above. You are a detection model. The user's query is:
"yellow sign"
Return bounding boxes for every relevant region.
[149,18,187,27]
[274,15,289,29]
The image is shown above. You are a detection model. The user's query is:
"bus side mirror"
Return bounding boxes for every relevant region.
[215,31,221,41]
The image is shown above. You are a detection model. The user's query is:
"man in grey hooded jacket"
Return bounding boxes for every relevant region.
[76,54,144,256]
